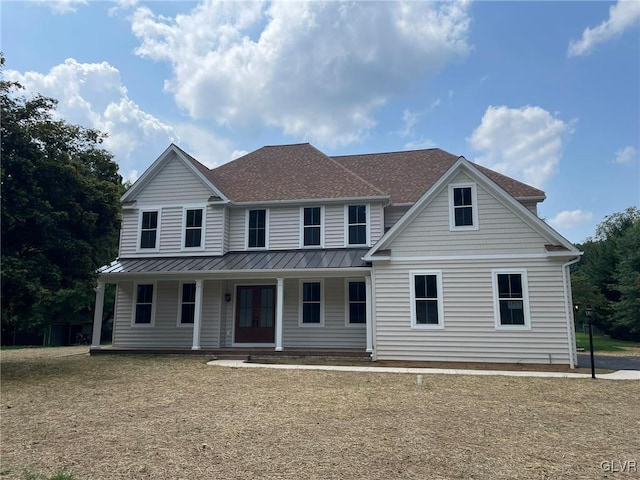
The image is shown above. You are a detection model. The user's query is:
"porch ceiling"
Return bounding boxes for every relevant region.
[99,248,371,276]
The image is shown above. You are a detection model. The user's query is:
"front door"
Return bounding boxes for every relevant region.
[234,285,276,344]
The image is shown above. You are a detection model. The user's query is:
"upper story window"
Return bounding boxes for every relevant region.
[410,270,444,329]
[247,209,267,249]
[183,208,204,249]
[347,205,367,246]
[133,283,155,326]
[302,206,322,247]
[449,184,478,231]
[300,280,323,326]
[492,269,530,329]
[139,210,159,250]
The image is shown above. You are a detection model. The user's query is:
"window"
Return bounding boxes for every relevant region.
[302,206,322,247]
[300,280,323,326]
[449,184,478,230]
[139,211,159,249]
[179,283,196,324]
[347,205,367,245]
[493,270,530,329]
[410,271,444,329]
[346,280,366,325]
[133,283,155,325]
[184,208,203,249]
[247,209,267,248]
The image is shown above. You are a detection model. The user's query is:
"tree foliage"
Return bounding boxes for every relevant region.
[572,207,640,340]
[1,66,123,339]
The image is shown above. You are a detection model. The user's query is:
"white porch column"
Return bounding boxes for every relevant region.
[365,275,373,353]
[192,279,204,350]
[275,278,284,351]
[91,280,106,349]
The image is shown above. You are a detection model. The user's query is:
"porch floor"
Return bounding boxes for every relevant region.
[89,345,372,361]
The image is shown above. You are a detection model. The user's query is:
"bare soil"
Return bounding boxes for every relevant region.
[1,347,639,480]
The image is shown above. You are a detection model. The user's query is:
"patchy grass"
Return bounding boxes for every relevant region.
[1,347,639,480]
[575,332,640,355]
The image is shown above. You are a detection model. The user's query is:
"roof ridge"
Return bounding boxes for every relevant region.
[331,147,448,159]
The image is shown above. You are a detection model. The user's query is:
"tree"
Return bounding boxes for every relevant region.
[1,62,123,342]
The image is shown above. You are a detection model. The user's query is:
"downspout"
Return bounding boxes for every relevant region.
[562,257,581,369]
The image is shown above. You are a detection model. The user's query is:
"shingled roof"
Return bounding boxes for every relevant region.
[176,143,545,204]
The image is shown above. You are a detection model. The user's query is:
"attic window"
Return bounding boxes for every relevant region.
[449,184,478,231]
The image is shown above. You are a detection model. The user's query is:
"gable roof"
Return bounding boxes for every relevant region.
[206,143,386,203]
[332,149,545,204]
[365,157,579,258]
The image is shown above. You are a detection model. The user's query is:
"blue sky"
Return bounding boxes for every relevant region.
[2,0,639,243]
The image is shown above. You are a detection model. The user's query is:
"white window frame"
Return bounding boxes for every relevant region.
[344,278,367,327]
[492,269,531,330]
[448,183,479,231]
[409,270,445,330]
[245,208,269,250]
[344,204,370,247]
[300,206,325,248]
[137,208,161,252]
[177,281,196,327]
[131,281,156,327]
[181,206,207,251]
[298,279,324,327]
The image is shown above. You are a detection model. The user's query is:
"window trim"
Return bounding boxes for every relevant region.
[177,281,196,327]
[181,206,207,251]
[344,278,367,327]
[409,270,445,330]
[137,209,161,252]
[300,206,325,248]
[492,269,531,330]
[448,183,479,231]
[131,281,156,327]
[298,279,324,327]
[245,208,269,250]
[344,204,370,247]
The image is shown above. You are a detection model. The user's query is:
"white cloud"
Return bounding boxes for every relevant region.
[613,145,637,164]
[4,59,176,178]
[468,105,573,188]
[126,0,471,147]
[400,109,420,138]
[34,0,87,14]
[172,123,243,168]
[549,210,594,230]
[405,138,437,150]
[568,0,640,57]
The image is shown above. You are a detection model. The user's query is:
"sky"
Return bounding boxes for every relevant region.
[2,0,639,243]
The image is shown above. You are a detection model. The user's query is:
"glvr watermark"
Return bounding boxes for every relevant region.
[600,460,637,473]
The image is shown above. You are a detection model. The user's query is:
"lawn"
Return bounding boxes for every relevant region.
[1,347,639,480]
[575,332,640,354]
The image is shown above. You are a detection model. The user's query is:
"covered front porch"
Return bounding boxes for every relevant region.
[91,249,374,355]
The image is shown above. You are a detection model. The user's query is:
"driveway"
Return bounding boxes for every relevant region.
[577,354,640,371]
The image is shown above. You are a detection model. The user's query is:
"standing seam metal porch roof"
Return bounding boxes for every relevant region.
[99,249,371,275]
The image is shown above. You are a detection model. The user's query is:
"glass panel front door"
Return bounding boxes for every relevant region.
[234,285,276,343]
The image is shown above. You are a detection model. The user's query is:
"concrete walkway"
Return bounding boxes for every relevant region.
[207,359,640,380]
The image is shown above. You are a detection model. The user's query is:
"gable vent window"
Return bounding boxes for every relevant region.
[184,209,203,248]
[303,207,321,247]
[449,184,478,231]
[140,211,158,249]
[347,205,367,246]
[248,209,267,248]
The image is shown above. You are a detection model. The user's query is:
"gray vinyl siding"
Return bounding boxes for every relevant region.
[384,205,411,231]
[324,205,344,248]
[369,202,384,246]
[135,153,212,205]
[119,210,138,256]
[223,207,230,253]
[282,277,366,349]
[391,172,550,255]
[205,206,224,256]
[373,258,571,364]
[112,280,221,348]
[228,208,245,251]
[520,200,539,216]
[270,207,300,249]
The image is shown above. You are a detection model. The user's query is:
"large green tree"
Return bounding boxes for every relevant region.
[1,66,122,341]
[572,207,640,340]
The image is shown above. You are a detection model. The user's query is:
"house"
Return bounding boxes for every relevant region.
[91,143,582,366]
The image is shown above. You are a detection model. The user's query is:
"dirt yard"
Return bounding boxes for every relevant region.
[1,347,638,479]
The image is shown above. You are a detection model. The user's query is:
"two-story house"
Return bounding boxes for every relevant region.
[91,143,582,366]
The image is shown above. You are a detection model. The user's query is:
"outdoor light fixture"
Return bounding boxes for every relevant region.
[225,293,231,302]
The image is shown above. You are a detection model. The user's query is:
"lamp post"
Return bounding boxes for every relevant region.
[586,307,595,379]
